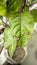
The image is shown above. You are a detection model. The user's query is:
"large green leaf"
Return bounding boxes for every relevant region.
[9,11,34,47]
[4,11,34,57]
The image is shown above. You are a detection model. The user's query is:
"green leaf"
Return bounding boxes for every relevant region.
[9,11,34,48]
[6,0,22,17]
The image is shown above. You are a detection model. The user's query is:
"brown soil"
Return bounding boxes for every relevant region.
[12,46,25,63]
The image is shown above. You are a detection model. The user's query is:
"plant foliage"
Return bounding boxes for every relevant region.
[0,0,36,57]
